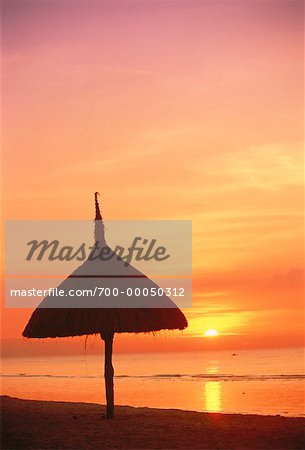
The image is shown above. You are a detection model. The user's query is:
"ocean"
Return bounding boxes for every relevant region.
[1,347,304,417]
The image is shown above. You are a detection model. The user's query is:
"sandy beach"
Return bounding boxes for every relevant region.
[1,396,304,450]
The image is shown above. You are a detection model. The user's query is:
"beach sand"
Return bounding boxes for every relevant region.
[1,396,304,449]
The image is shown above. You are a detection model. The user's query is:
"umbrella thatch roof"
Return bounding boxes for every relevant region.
[23,306,187,338]
[23,194,188,339]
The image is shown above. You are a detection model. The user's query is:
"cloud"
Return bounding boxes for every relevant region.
[189,141,303,191]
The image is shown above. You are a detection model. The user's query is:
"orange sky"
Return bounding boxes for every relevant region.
[1,0,304,354]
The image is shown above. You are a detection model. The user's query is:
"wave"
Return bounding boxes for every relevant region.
[1,373,304,381]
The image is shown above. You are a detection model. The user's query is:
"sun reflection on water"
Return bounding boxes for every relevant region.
[204,381,222,413]
[207,360,219,374]
[204,360,221,412]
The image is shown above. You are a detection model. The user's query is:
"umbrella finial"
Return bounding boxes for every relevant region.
[94,191,106,245]
[95,191,102,220]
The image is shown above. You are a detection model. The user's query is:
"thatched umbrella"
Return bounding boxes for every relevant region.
[23,193,188,418]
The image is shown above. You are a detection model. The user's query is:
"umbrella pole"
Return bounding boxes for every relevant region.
[101,332,114,419]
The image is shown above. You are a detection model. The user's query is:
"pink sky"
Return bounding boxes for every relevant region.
[1,0,304,354]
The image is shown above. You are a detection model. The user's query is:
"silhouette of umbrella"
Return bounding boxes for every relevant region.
[23,193,188,418]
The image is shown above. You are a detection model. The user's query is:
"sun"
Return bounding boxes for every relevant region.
[204,329,219,337]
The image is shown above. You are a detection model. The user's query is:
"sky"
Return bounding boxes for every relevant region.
[1,0,304,355]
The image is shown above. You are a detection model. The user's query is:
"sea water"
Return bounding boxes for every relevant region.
[1,347,304,417]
